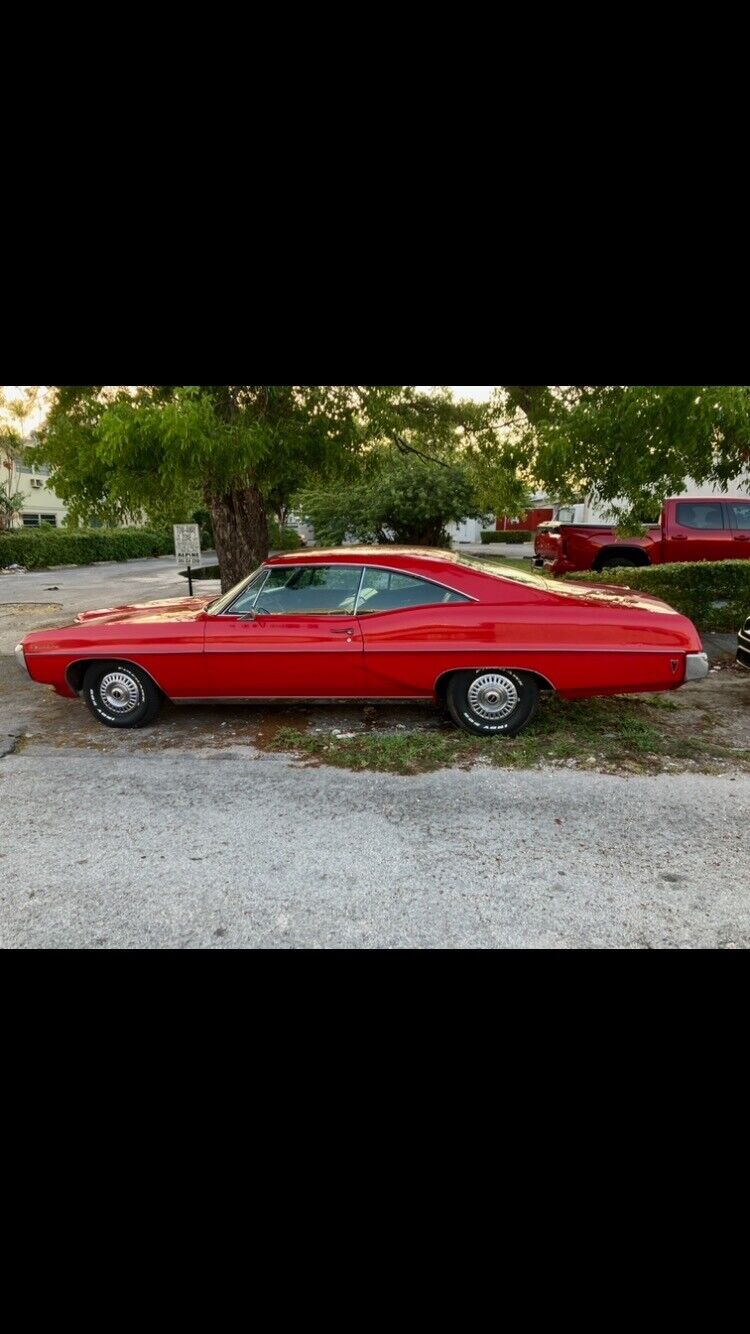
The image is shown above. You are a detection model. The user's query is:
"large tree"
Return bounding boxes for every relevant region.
[41,386,362,589]
[40,386,525,589]
[498,385,750,521]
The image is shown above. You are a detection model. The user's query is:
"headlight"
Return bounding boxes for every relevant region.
[14,642,30,677]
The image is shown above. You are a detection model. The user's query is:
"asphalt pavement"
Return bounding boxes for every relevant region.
[1,748,748,948]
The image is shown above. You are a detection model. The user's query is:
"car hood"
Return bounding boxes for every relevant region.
[74,596,213,625]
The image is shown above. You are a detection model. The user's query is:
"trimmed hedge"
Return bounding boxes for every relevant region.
[480,530,533,545]
[0,527,175,570]
[565,560,750,632]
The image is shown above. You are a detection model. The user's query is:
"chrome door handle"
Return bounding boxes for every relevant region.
[733,535,749,541]
[330,627,355,636]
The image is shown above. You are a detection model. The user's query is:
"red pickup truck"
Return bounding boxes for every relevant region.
[534,497,750,576]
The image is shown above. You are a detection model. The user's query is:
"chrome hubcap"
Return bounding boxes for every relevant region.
[100,671,140,713]
[467,672,519,721]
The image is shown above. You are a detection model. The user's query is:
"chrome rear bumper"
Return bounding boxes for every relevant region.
[685,651,709,682]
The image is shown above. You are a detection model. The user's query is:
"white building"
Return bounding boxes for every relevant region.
[2,438,68,528]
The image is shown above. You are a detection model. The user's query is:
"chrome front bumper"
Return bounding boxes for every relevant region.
[685,651,709,682]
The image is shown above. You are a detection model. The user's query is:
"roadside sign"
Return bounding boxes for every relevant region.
[173,524,201,568]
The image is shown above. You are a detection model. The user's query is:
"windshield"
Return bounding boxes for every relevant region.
[205,566,264,616]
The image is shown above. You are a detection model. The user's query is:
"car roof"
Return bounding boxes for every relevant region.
[263,545,680,614]
[267,546,460,565]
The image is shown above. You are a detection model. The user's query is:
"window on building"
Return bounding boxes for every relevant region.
[22,513,57,528]
[17,463,51,477]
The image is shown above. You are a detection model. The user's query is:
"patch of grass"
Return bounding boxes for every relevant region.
[267,726,474,774]
[475,555,534,574]
[263,691,750,777]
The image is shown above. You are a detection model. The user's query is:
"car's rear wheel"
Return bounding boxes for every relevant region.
[446,669,539,737]
[82,662,162,728]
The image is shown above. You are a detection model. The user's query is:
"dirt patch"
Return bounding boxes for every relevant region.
[0,602,63,617]
[657,666,750,752]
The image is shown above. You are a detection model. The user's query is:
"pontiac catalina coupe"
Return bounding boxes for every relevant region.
[15,547,709,737]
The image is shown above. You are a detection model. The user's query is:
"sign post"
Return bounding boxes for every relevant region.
[173,524,202,596]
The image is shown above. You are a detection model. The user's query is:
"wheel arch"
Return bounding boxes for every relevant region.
[434,665,556,707]
[593,546,651,571]
[65,657,168,699]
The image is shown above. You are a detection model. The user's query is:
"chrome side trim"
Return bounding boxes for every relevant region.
[684,651,709,681]
[172,696,430,705]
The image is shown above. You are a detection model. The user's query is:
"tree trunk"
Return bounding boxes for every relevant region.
[205,483,269,592]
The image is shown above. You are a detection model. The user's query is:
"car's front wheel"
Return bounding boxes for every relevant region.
[82,662,162,728]
[446,669,539,737]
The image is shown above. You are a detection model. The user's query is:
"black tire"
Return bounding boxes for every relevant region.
[597,554,641,570]
[446,669,539,737]
[82,661,162,729]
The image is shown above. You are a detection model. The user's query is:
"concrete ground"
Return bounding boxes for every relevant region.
[1,556,748,949]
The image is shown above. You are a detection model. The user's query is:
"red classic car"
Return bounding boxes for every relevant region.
[15,547,709,737]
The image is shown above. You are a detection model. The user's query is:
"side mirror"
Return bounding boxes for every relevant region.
[238,609,258,621]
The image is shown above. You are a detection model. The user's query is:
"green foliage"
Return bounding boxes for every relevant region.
[268,521,303,551]
[301,449,487,547]
[0,486,25,530]
[38,386,360,526]
[0,527,174,569]
[565,559,750,631]
[480,530,532,544]
[39,385,531,531]
[498,385,750,523]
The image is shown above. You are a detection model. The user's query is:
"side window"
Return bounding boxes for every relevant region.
[252,565,364,615]
[675,503,724,531]
[356,568,469,613]
[728,503,750,530]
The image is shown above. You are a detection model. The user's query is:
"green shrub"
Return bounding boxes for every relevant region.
[480,530,532,545]
[565,560,750,632]
[269,522,304,551]
[0,527,175,570]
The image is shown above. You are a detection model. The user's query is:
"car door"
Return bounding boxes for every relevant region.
[203,564,366,698]
[664,501,734,563]
[726,500,750,556]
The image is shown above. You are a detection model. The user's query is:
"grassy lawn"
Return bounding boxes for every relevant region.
[264,679,750,776]
[473,554,533,574]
